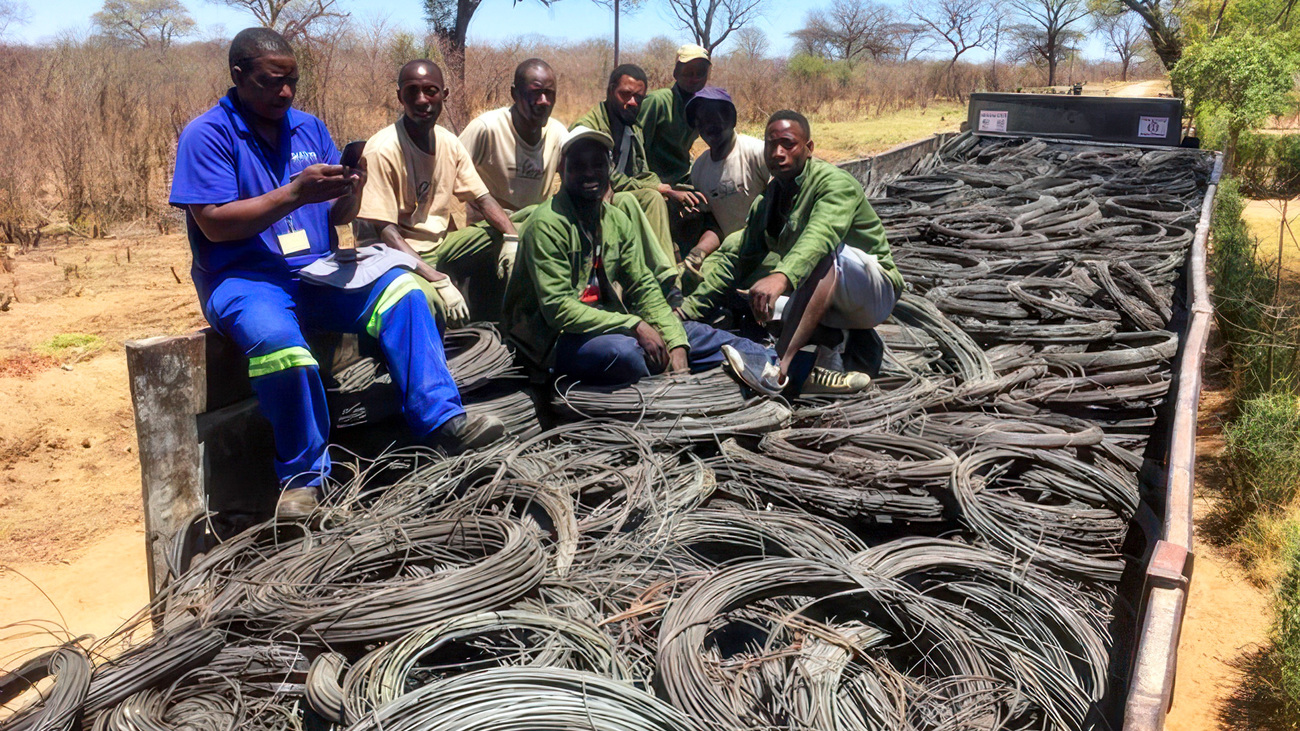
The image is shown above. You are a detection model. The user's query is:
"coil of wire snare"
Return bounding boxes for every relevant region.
[0,134,1214,731]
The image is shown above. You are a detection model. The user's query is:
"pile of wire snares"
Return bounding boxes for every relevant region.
[0,134,1213,731]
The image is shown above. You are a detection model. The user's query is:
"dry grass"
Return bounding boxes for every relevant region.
[0,28,1164,240]
[738,102,966,162]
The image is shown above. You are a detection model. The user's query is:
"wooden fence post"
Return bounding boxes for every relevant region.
[125,333,207,599]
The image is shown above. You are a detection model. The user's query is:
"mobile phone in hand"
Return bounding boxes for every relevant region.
[340,140,366,170]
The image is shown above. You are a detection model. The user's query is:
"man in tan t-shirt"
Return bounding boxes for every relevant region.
[357,60,520,322]
[459,58,567,219]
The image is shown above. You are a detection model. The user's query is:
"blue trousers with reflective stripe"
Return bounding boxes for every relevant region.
[552,320,773,386]
[204,269,464,488]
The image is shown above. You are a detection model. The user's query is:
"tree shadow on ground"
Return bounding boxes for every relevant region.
[1217,642,1293,730]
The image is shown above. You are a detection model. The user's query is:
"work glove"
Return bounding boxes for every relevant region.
[497,233,519,280]
[432,277,470,326]
[683,246,708,276]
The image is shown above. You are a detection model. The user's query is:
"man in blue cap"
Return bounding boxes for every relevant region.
[170,28,503,519]
[680,86,770,277]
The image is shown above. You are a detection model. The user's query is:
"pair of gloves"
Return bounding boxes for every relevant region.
[430,233,519,325]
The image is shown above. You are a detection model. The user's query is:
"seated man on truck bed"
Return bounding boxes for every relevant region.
[458,58,567,223]
[355,60,521,322]
[678,110,903,397]
[170,29,503,519]
[571,64,701,300]
[502,126,772,386]
[680,86,769,277]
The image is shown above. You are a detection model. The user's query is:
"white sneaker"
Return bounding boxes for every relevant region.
[801,367,871,395]
[721,344,787,396]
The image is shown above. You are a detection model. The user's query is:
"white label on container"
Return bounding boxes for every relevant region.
[1138,116,1169,138]
[978,110,1009,133]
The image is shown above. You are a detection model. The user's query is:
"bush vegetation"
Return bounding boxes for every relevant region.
[0,25,1158,242]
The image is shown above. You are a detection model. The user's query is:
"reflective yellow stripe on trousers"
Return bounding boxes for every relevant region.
[247,346,318,378]
[366,273,423,338]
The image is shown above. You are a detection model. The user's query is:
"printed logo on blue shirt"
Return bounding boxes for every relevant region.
[290,150,320,166]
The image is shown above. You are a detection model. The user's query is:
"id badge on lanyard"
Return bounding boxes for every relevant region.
[277,216,311,256]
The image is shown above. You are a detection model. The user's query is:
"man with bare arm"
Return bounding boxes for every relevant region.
[356,60,520,322]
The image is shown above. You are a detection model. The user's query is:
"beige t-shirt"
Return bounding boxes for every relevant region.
[689,133,770,237]
[357,120,490,253]
[459,107,566,220]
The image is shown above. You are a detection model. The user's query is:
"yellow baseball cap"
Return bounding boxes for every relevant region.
[676,44,710,64]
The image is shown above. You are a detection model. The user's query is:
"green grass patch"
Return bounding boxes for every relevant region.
[1226,393,1300,514]
[37,333,105,358]
[1273,524,1300,722]
[1211,178,1300,398]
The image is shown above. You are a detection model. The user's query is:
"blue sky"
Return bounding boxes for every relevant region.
[23,0,809,54]
[22,0,1110,59]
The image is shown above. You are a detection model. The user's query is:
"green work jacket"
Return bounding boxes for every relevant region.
[639,85,697,186]
[682,158,904,319]
[571,102,662,193]
[503,188,688,366]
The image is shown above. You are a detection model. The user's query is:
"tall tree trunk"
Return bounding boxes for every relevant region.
[1048,54,1057,87]
[1225,125,1241,175]
[1121,57,1129,81]
[614,0,620,66]
[436,33,468,131]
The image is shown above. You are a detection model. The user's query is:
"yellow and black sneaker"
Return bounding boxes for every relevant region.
[801,367,871,395]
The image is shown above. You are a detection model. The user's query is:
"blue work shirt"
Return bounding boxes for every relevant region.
[170,88,341,303]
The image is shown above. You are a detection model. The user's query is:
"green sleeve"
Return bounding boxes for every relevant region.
[639,92,666,154]
[613,209,689,350]
[771,177,858,289]
[526,215,642,337]
[681,226,764,319]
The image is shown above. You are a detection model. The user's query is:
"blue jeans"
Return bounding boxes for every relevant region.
[204,268,464,488]
[552,320,773,386]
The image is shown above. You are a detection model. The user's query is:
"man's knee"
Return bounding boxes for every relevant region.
[366,273,430,337]
[592,338,650,382]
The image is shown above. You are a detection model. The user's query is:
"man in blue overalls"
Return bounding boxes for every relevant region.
[170,28,503,519]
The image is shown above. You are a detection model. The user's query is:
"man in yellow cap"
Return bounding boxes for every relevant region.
[640,43,711,186]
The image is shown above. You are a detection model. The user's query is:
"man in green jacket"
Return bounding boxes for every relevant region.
[679,110,903,396]
[571,64,703,287]
[503,126,772,385]
[640,43,710,186]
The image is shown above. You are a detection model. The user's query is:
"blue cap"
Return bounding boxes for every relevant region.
[685,86,734,124]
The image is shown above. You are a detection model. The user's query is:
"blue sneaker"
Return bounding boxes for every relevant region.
[721,344,786,397]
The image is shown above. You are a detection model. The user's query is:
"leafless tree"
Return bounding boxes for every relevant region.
[661,0,766,54]
[732,24,768,59]
[911,0,996,73]
[792,0,898,64]
[890,22,932,60]
[1093,9,1145,80]
[1008,21,1084,85]
[93,0,195,50]
[210,0,347,42]
[0,0,30,38]
[1007,0,1088,86]
[987,6,1006,89]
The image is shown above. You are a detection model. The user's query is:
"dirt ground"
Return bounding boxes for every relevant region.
[0,230,204,665]
[1165,367,1274,730]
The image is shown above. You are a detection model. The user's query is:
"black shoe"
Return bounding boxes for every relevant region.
[426,413,506,455]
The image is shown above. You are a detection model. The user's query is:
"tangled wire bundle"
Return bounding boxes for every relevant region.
[0,134,1212,731]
